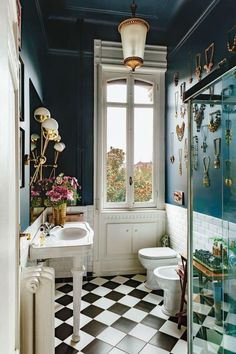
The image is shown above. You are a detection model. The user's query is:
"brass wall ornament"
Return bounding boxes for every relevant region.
[193,103,206,132]
[225,160,233,187]
[201,124,208,153]
[175,91,179,118]
[180,82,186,100]
[225,119,232,144]
[178,148,182,176]
[173,72,179,86]
[195,53,202,81]
[192,136,199,171]
[184,138,188,168]
[227,25,236,52]
[176,122,185,141]
[213,138,221,169]
[170,132,175,164]
[180,104,186,118]
[202,156,210,187]
[208,110,221,132]
[204,43,215,73]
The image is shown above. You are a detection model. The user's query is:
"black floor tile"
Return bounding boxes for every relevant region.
[82,292,101,304]
[134,300,156,313]
[181,330,188,341]
[112,317,137,334]
[55,307,73,321]
[116,334,146,354]
[152,289,164,296]
[102,281,120,290]
[129,289,147,299]
[141,314,166,330]
[105,290,125,301]
[55,323,73,341]
[193,312,206,325]
[108,302,130,315]
[149,331,178,352]
[83,339,112,354]
[55,342,78,354]
[56,295,73,306]
[81,305,104,318]
[196,327,223,346]
[124,279,141,288]
[81,320,108,337]
[82,282,99,292]
[57,284,73,294]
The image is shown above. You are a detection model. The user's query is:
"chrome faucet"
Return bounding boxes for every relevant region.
[40,222,63,237]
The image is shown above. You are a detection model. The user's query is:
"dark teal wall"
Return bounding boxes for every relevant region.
[166,0,236,218]
[20,0,47,230]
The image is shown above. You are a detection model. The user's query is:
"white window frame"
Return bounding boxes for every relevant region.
[94,40,167,211]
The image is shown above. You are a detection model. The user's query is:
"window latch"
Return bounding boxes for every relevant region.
[129,176,133,185]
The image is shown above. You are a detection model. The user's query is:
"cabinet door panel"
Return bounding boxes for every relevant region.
[132,223,158,253]
[107,224,132,255]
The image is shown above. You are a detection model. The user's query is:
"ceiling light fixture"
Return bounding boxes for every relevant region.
[118,0,150,72]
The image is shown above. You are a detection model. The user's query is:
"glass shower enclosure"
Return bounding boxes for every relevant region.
[187,65,236,354]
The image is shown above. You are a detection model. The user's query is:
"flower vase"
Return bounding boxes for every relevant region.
[52,203,67,225]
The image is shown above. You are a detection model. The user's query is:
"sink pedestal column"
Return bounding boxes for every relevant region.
[71,256,85,342]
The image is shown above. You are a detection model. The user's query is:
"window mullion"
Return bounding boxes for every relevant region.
[127,75,134,208]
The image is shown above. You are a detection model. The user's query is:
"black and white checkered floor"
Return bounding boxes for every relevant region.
[54,274,187,354]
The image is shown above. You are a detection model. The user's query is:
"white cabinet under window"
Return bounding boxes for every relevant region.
[106,223,159,256]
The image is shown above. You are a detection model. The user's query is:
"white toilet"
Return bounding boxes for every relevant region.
[154,265,181,316]
[138,247,179,290]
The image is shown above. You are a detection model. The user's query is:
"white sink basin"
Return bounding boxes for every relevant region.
[29,222,94,260]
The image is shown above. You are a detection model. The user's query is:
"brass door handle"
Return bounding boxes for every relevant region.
[129,176,133,185]
[19,232,31,240]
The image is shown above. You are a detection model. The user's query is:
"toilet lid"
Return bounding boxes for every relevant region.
[138,247,177,260]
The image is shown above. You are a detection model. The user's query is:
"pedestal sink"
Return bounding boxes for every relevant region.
[29,221,94,342]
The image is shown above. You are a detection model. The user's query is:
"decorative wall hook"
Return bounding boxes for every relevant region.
[204,43,215,73]
[202,156,210,187]
[201,125,208,153]
[176,122,185,141]
[193,103,206,132]
[180,82,186,100]
[208,110,221,132]
[213,138,221,169]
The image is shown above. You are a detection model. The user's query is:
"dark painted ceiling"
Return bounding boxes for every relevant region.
[37,0,215,53]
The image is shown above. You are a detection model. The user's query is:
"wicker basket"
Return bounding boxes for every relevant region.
[52,203,67,225]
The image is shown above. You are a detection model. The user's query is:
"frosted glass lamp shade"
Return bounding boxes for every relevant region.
[31,133,40,142]
[42,118,58,131]
[34,107,51,123]
[31,143,37,151]
[54,142,66,152]
[118,18,149,71]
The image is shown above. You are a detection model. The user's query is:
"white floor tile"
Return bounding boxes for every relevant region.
[139,343,169,354]
[81,289,88,297]
[80,300,90,311]
[129,323,157,342]
[111,275,130,284]
[80,314,92,328]
[150,305,169,320]
[89,277,108,286]
[171,339,188,354]
[93,297,115,309]
[109,348,126,354]
[91,286,112,296]
[64,331,94,351]
[55,337,62,347]
[118,295,140,307]
[193,337,219,354]
[222,334,236,352]
[159,320,186,339]
[226,312,236,325]
[193,302,211,315]
[136,283,152,293]
[132,274,146,283]
[123,308,147,322]
[97,327,126,346]
[55,283,66,289]
[55,290,64,299]
[54,303,64,313]
[142,293,163,305]
[95,310,120,325]
[115,284,134,294]
[202,316,224,333]
[192,322,202,337]
[55,317,63,328]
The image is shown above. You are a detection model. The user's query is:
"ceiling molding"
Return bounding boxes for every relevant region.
[169,0,220,56]
[48,48,93,58]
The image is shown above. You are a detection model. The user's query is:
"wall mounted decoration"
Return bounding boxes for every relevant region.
[180,82,186,100]
[213,138,221,169]
[20,127,25,188]
[202,155,210,187]
[195,53,202,81]
[175,91,179,118]
[225,160,233,187]
[227,25,236,52]
[193,103,206,132]
[173,72,179,86]
[204,42,215,73]
[170,132,175,164]
[184,138,188,168]
[225,119,232,144]
[201,124,208,153]
[19,56,24,121]
[173,191,184,205]
[176,122,185,141]
[178,148,182,176]
[208,110,221,132]
[209,85,215,107]
[180,104,186,118]
[188,51,193,84]
[192,136,199,171]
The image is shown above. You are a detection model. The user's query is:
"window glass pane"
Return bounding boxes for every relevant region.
[107,79,127,103]
[134,80,153,104]
[134,108,153,202]
[106,107,127,203]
